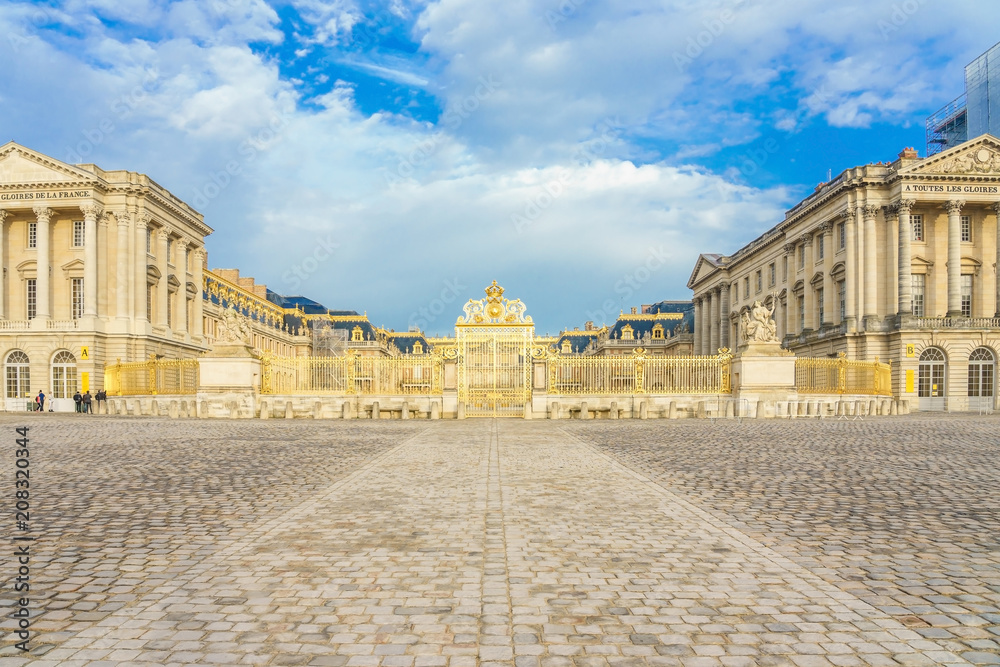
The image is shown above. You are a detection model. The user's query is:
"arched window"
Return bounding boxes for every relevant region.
[918,347,947,411]
[5,351,30,399]
[652,323,664,340]
[51,351,78,399]
[968,347,995,406]
[412,340,424,355]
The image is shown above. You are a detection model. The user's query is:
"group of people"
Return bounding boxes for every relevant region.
[31,389,106,413]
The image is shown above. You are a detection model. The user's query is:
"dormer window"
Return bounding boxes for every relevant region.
[652,324,664,340]
[413,340,424,354]
[561,340,572,354]
[621,324,634,340]
[351,325,363,342]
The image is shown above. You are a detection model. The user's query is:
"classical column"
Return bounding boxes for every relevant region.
[863,204,879,319]
[115,211,131,321]
[135,213,150,324]
[693,297,702,355]
[177,241,189,336]
[156,228,170,328]
[0,210,7,319]
[945,200,965,316]
[719,282,730,349]
[801,234,815,329]
[192,248,205,341]
[33,206,53,321]
[896,199,915,317]
[783,242,796,335]
[80,202,102,318]
[994,203,1000,318]
[703,293,712,354]
[709,288,720,354]
[821,222,834,326]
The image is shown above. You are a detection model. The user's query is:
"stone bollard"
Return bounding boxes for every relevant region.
[313,401,323,419]
[581,401,590,420]
[551,402,560,420]
[523,403,532,420]
[610,401,618,420]
[696,401,706,419]
[431,401,440,420]
[199,400,208,418]
[668,401,677,419]
[726,400,735,419]
[401,401,409,420]
[260,400,269,419]
[285,401,294,419]
[168,401,179,419]
[371,401,380,420]
[890,399,898,416]
[639,401,647,420]
[457,402,466,420]
[342,401,352,419]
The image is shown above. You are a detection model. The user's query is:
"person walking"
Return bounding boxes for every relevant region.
[74,390,83,413]
[36,390,45,412]
[83,391,93,414]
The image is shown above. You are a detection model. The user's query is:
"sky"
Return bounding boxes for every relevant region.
[1,0,998,336]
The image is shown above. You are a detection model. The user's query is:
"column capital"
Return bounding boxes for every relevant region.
[155,227,171,241]
[992,201,1000,215]
[944,199,966,214]
[896,198,916,214]
[32,205,53,222]
[99,211,113,227]
[0,209,8,223]
[114,209,132,227]
[862,204,880,220]
[819,221,834,235]
[841,206,857,220]
[136,212,152,229]
[192,247,206,262]
[719,282,730,294]
[783,242,796,253]
[799,233,813,246]
[882,203,898,217]
[80,202,104,219]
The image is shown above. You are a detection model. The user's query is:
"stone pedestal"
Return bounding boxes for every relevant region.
[196,343,260,418]
[732,341,797,417]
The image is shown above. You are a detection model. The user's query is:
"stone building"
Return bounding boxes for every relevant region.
[553,302,695,356]
[0,142,211,411]
[688,134,1000,411]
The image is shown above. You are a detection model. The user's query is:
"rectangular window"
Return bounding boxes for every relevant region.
[743,276,749,297]
[732,282,738,301]
[817,234,824,260]
[73,220,85,247]
[912,274,925,317]
[26,279,36,320]
[167,237,174,264]
[782,256,788,281]
[838,280,846,322]
[71,278,84,319]
[798,245,805,268]
[961,274,973,317]
[167,294,173,328]
[28,222,37,249]
[798,295,805,330]
[146,228,152,254]
[817,288,825,324]
[768,263,775,287]
[961,215,972,243]
[838,221,846,249]
[755,270,762,293]
[146,284,153,321]
[911,214,924,242]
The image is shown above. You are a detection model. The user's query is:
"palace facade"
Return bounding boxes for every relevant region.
[688,134,1000,411]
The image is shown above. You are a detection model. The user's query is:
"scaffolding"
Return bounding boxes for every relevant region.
[925,93,967,156]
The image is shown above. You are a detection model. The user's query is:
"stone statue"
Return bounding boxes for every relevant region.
[740,299,778,343]
[218,306,252,344]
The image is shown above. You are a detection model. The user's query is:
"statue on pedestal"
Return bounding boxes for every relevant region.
[740,299,778,344]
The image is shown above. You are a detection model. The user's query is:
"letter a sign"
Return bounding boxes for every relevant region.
[81,346,90,361]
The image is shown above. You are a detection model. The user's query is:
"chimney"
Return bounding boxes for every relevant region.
[585,321,594,330]
[898,147,919,160]
[630,307,638,314]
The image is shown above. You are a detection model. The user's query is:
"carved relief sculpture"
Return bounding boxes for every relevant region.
[740,299,778,343]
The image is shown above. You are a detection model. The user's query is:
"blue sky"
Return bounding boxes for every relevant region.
[1,0,998,335]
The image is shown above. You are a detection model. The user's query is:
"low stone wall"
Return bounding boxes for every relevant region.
[104,392,908,419]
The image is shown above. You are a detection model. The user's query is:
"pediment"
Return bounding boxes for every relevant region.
[60,259,85,273]
[687,253,727,289]
[900,134,1000,176]
[0,142,100,185]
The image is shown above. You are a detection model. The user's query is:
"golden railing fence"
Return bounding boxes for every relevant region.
[104,358,200,396]
[795,354,892,395]
[547,349,733,395]
[260,353,443,395]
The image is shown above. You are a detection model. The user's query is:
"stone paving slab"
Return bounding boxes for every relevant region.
[0,415,996,666]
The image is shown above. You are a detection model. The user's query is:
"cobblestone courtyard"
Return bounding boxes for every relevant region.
[1,415,998,666]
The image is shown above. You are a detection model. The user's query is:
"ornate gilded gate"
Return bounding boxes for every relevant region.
[456,281,534,417]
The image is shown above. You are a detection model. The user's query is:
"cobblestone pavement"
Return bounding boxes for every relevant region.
[0,415,996,666]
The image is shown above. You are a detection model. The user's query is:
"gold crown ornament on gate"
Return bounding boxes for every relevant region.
[457,281,533,325]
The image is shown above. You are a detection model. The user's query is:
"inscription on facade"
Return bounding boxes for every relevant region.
[0,190,92,201]
[902,183,999,195]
